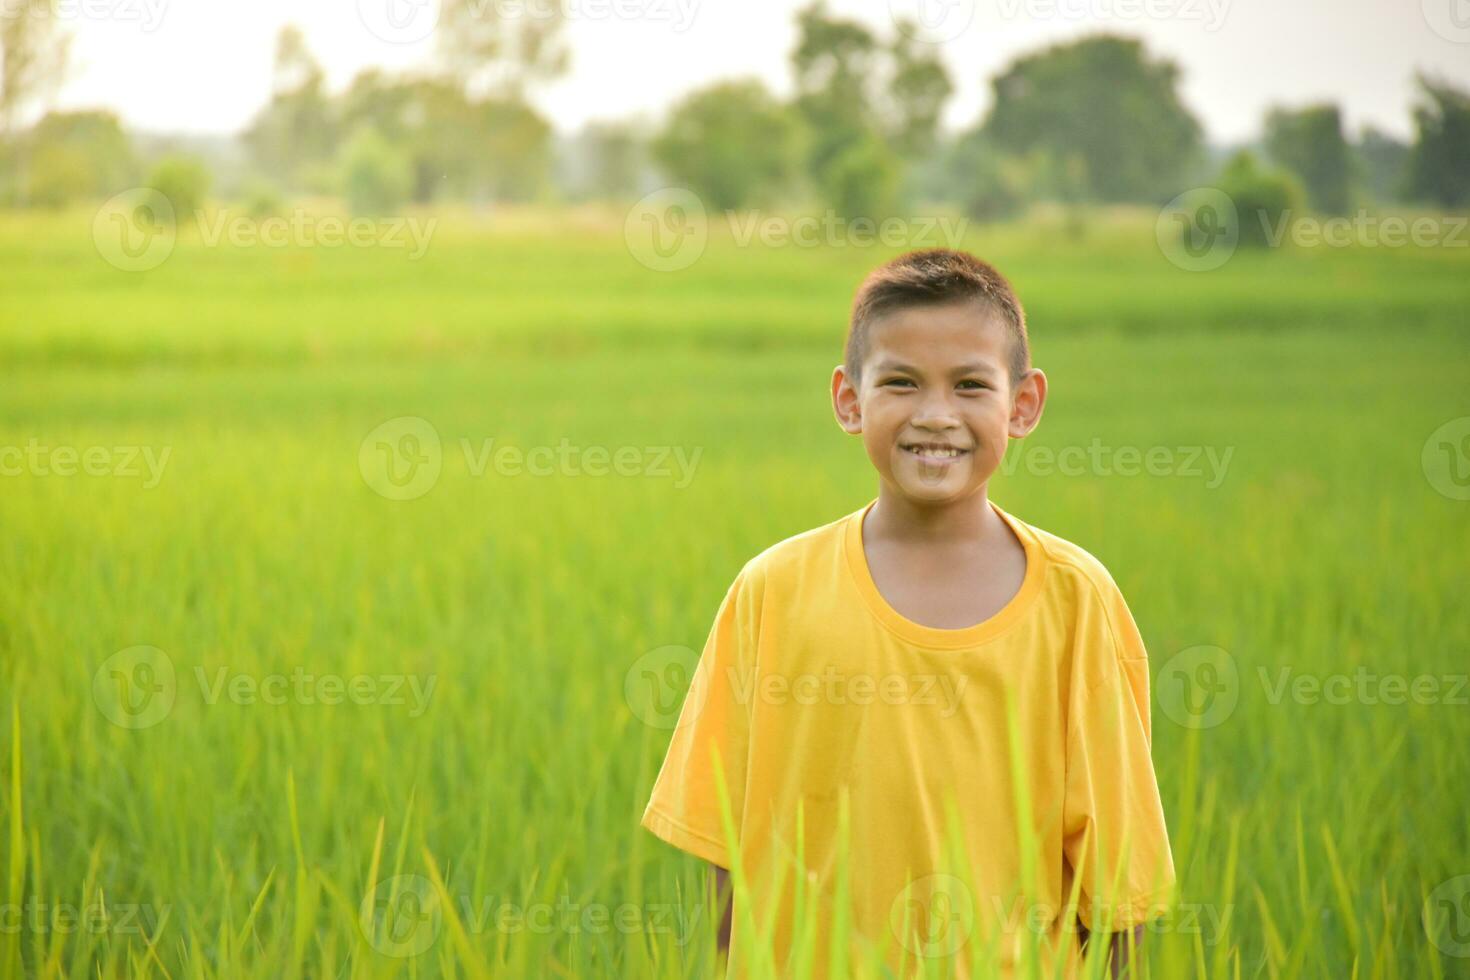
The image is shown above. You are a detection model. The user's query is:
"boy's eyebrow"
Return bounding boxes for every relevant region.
[872,358,1000,378]
[871,358,917,374]
[951,361,1000,378]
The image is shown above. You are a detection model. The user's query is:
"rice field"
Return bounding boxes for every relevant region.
[1,203,1467,978]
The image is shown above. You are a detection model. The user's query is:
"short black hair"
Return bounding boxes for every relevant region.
[845,248,1030,385]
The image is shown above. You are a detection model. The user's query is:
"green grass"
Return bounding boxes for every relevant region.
[0,203,1468,978]
[4,204,1468,365]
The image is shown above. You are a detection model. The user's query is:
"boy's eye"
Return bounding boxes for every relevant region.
[957,380,989,391]
[882,378,916,388]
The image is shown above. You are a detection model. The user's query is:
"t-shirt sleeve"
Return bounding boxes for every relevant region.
[640,566,757,868]
[1062,570,1177,931]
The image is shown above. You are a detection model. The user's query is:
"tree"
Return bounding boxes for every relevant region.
[2,0,71,203]
[1405,73,1470,208]
[652,79,804,211]
[426,0,566,203]
[789,2,953,216]
[22,109,135,206]
[339,125,412,216]
[436,0,569,101]
[149,155,211,221]
[821,131,900,222]
[980,34,1202,203]
[240,176,284,218]
[1264,103,1353,213]
[1212,150,1303,249]
[474,96,553,202]
[1355,126,1408,205]
[23,141,88,207]
[339,70,553,204]
[790,1,880,184]
[886,26,954,160]
[342,71,476,203]
[338,71,555,207]
[243,26,339,191]
[944,133,1029,221]
[1,0,70,137]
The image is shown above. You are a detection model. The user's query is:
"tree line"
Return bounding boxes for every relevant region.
[1,0,1466,218]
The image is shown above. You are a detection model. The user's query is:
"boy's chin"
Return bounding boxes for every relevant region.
[887,466,979,503]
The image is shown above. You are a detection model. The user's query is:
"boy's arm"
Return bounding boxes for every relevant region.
[1063,572,1176,975]
[709,863,733,952]
[1079,923,1145,978]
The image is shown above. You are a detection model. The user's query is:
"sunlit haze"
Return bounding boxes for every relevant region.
[48,0,1470,142]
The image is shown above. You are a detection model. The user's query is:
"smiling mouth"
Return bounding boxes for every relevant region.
[901,443,970,460]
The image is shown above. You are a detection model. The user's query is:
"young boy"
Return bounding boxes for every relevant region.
[641,249,1175,978]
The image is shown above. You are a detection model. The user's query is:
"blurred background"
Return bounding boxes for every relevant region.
[4,0,1469,231]
[1,0,1468,978]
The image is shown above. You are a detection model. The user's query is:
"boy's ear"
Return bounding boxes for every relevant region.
[1007,368,1048,438]
[831,365,863,434]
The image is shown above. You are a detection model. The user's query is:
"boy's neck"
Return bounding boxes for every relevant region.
[867,483,997,545]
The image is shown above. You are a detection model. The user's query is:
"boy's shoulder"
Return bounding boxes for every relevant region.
[1021,518,1150,670]
[1021,517,1127,598]
[735,506,857,586]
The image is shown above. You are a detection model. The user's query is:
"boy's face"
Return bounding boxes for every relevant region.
[831,300,1046,506]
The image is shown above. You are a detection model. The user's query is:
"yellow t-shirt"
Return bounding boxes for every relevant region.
[641,498,1176,978]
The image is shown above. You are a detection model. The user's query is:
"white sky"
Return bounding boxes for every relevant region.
[46,0,1470,143]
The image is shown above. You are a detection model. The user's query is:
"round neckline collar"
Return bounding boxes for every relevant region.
[842,496,1045,649]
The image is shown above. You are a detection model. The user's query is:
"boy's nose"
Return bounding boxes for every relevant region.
[910,407,961,430]
[911,393,962,429]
